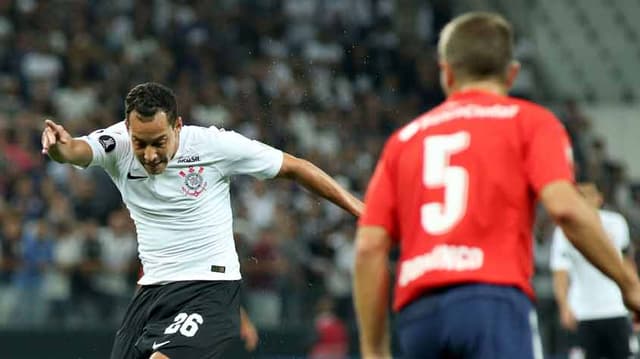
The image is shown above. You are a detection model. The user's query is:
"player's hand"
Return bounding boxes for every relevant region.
[41,119,71,155]
[353,199,365,217]
[240,310,259,352]
[632,313,640,333]
[622,280,640,314]
[619,263,640,314]
[559,306,577,331]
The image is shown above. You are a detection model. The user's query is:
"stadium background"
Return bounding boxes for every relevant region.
[0,0,639,357]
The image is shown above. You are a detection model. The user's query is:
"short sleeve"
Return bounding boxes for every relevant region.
[359,143,398,238]
[550,227,572,271]
[524,109,575,193]
[210,128,283,179]
[76,122,130,171]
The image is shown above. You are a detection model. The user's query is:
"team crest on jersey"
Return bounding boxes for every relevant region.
[179,166,208,197]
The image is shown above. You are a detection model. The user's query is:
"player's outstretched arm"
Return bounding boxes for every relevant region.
[541,180,640,311]
[276,153,363,217]
[353,225,392,359]
[41,119,92,167]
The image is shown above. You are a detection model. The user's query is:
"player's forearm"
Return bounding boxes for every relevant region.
[48,138,92,167]
[624,256,638,278]
[279,155,363,216]
[552,271,571,311]
[558,206,637,291]
[354,229,391,357]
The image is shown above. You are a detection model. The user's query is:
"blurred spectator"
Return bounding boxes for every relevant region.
[95,208,137,323]
[13,219,54,326]
[52,75,97,124]
[625,187,640,240]
[48,221,82,326]
[191,83,231,127]
[243,228,288,328]
[0,212,23,325]
[70,220,109,323]
[559,99,594,181]
[241,181,277,235]
[308,296,349,359]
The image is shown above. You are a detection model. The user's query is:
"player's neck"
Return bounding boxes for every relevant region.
[450,81,509,97]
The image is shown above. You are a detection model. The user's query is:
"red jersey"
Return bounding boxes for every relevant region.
[359,90,574,311]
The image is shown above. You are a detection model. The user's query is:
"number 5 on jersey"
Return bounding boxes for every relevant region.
[422,131,470,235]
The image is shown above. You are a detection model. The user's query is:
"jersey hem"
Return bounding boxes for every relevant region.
[138,273,242,285]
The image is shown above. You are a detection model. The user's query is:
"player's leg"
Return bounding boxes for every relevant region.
[599,316,634,359]
[150,352,169,359]
[110,286,161,359]
[577,319,606,359]
[395,295,445,358]
[439,284,543,359]
[136,280,242,359]
[476,289,543,359]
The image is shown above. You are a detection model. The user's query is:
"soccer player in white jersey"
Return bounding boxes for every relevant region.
[41,82,364,359]
[551,182,638,358]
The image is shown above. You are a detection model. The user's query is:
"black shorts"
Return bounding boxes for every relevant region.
[577,316,633,359]
[110,280,241,359]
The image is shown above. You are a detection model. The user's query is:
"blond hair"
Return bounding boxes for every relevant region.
[438,12,514,82]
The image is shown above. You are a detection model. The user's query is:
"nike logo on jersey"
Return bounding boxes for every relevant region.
[127,172,148,180]
[152,340,171,350]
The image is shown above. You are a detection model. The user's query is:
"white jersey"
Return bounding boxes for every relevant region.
[79,122,283,284]
[550,209,630,320]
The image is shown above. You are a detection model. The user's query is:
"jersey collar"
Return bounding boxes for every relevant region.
[448,89,505,101]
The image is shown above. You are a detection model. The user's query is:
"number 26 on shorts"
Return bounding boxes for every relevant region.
[422,131,470,235]
[164,312,204,337]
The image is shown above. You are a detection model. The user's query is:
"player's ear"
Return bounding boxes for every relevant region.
[439,61,455,95]
[175,116,183,130]
[505,60,520,89]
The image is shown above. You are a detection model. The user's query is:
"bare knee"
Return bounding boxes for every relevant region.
[150,352,170,359]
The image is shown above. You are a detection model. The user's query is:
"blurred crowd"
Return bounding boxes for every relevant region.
[0,0,638,357]
[0,0,452,330]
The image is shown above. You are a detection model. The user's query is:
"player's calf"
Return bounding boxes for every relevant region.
[150,351,170,359]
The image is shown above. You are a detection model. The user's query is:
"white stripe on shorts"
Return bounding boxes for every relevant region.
[529,309,544,359]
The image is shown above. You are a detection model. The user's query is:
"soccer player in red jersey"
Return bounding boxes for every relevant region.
[353,12,640,359]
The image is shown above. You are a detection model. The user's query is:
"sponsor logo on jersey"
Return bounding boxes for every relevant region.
[98,135,116,153]
[179,166,208,197]
[177,155,200,164]
[399,104,520,141]
[398,244,484,287]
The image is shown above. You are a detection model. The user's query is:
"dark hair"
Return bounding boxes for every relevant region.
[438,12,514,81]
[125,82,178,126]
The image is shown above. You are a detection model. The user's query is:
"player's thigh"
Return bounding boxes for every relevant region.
[481,303,543,359]
[600,317,633,359]
[396,285,542,359]
[111,330,146,359]
[110,287,157,359]
[577,319,607,359]
[396,308,443,359]
[142,281,242,359]
[447,287,542,359]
